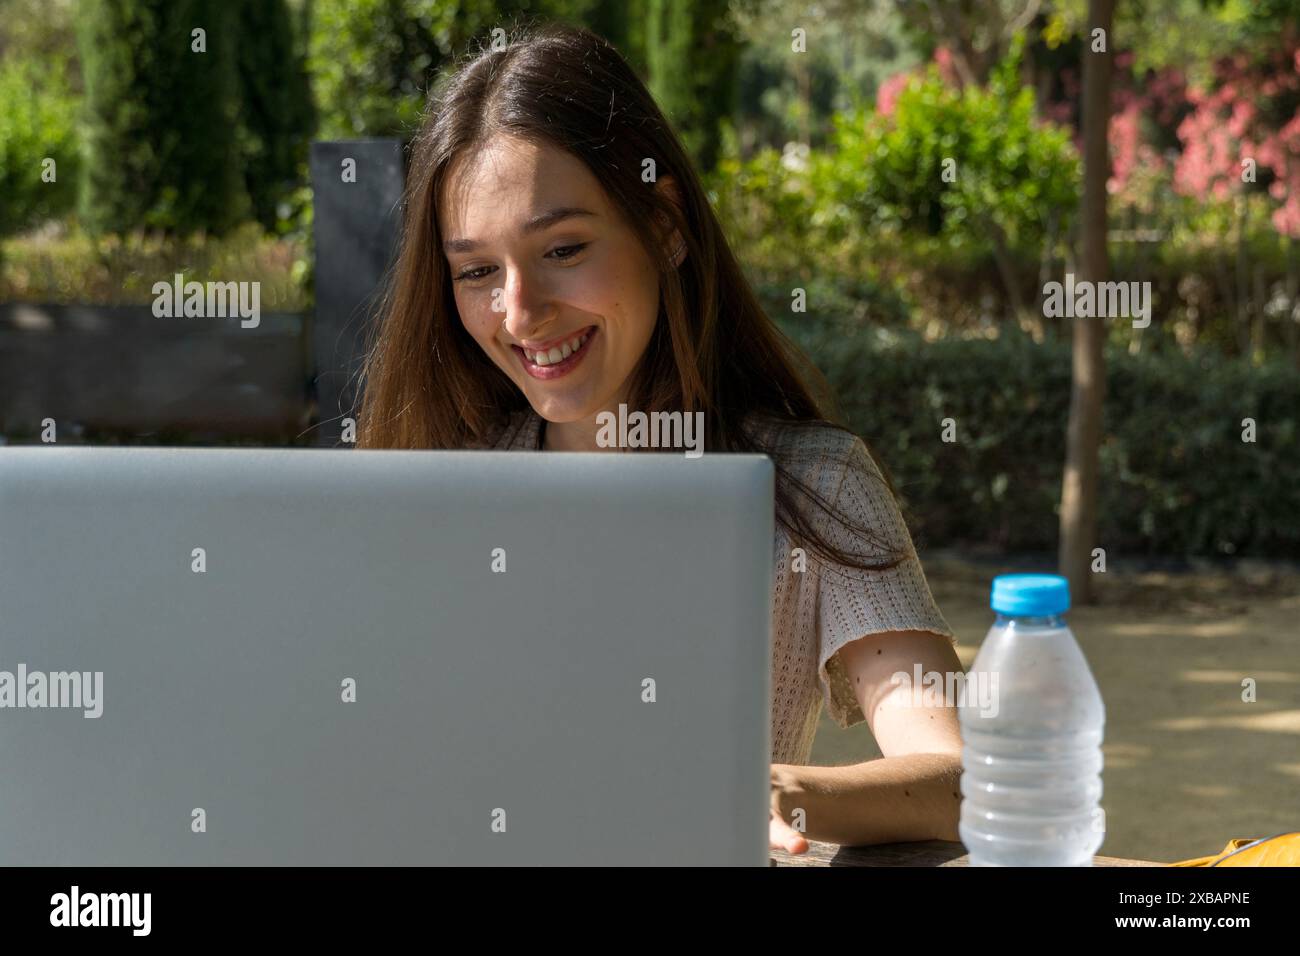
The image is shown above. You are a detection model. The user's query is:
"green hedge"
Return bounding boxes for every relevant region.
[781,317,1300,559]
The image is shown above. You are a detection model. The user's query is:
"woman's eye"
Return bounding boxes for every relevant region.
[548,242,588,261]
[453,243,588,282]
[453,265,495,282]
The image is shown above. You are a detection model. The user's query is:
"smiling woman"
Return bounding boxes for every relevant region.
[438,134,662,427]
[356,22,964,853]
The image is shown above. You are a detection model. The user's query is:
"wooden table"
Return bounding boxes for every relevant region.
[771,839,1162,866]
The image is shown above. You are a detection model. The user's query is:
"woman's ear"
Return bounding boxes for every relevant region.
[654,175,687,267]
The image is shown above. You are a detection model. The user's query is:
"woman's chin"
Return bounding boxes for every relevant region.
[528,397,598,425]
[518,380,607,424]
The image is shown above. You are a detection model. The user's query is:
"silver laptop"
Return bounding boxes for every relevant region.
[0,447,773,866]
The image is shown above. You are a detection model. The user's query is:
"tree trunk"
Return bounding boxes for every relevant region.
[1058,0,1115,604]
[980,213,1027,319]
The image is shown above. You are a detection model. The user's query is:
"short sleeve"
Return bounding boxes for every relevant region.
[812,436,955,730]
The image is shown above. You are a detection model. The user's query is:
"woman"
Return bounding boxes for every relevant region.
[358,22,966,854]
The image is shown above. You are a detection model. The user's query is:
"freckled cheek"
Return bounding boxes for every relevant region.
[546,271,596,315]
[456,292,499,347]
[569,268,631,326]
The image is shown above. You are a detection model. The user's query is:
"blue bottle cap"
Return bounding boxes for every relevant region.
[991,574,1070,616]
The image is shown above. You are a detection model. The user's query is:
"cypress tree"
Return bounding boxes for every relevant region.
[645,0,739,173]
[234,0,316,231]
[78,0,247,236]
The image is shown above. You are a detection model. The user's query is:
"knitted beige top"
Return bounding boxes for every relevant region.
[485,407,955,766]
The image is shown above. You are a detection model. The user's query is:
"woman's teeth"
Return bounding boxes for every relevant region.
[526,330,589,366]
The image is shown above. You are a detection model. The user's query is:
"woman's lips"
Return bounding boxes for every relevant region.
[512,326,597,380]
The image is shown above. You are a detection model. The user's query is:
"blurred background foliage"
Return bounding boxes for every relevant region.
[781,312,1300,558]
[1,0,1298,555]
[3,0,1297,354]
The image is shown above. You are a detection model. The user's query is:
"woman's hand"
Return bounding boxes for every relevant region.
[770,763,810,854]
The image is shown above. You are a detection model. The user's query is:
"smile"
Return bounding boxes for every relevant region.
[512,326,597,380]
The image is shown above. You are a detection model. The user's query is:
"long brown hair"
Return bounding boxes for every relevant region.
[356,20,907,573]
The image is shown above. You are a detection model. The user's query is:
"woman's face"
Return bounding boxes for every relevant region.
[439,134,670,426]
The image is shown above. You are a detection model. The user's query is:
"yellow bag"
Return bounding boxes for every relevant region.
[1169,831,1300,866]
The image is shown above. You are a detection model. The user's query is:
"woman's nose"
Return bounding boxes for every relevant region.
[500,266,558,339]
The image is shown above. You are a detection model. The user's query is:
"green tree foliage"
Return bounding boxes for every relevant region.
[732,0,918,153]
[309,0,453,140]
[645,0,742,172]
[1044,0,1300,80]
[233,0,316,232]
[0,0,80,79]
[307,0,601,142]
[892,0,1046,86]
[77,0,248,236]
[586,0,647,72]
[0,53,80,237]
[75,0,315,237]
[850,38,1080,251]
[710,39,1079,290]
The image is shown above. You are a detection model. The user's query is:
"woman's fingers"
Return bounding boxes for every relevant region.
[769,810,809,854]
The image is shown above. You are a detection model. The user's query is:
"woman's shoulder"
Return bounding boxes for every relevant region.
[742,412,901,549]
[740,412,870,482]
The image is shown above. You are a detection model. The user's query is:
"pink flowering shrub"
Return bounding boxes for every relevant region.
[878,37,1300,236]
[1174,44,1300,236]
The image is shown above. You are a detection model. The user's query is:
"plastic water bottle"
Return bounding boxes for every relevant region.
[958,574,1105,866]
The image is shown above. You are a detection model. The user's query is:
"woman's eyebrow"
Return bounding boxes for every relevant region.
[443,206,597,253]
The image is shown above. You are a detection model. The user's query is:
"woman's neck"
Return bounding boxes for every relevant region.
[539,414,618,452]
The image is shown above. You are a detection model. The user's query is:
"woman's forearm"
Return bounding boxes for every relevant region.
[775,753,964,847]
